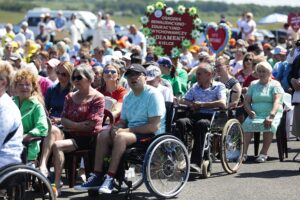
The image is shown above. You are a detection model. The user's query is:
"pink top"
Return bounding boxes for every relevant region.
[39,76,53,97]
[61,92,105,136]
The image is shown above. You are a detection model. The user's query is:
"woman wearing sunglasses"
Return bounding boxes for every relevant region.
[39,61,74,177]
[50,64,104,196]
[235,52,255,87]
[99,63,127,121]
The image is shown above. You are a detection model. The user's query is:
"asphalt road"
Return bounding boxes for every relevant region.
[57,138,300,200]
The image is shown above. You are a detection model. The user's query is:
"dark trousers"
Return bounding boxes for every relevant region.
[175,113,212,165]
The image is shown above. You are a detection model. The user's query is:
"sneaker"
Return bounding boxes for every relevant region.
[98,175,114,194]
[256,154,268,163]
[74,173,103,191]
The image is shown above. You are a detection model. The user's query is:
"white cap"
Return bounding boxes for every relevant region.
[146,65,161,81]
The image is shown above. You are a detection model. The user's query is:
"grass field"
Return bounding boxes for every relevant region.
[0,10,283,31]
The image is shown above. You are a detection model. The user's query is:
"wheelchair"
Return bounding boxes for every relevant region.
[173,105,244,178]
[88,103,190,199]
[0,163,55,200]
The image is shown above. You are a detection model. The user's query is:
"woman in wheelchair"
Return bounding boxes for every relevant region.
[175,63,227,171]
[49,64,104,196]
[243,61,284,163]
[12,68,49,166]
[74,64,166,194]
[0,61,23,168]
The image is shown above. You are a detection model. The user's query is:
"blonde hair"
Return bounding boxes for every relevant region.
[13,68,44,106]
[0,61,14,90]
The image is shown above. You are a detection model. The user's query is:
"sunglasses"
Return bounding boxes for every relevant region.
[56,71,68,77]
[245,58,253,62]
[72,75,83,81]
[103,69,117,75]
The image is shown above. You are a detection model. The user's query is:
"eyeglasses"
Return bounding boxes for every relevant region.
[72,75,83,81]
[103,69,117,75]
[56,71,68,77]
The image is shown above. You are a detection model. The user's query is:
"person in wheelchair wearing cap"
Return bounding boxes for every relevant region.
[74,64,166,194]
[175,62,227,171]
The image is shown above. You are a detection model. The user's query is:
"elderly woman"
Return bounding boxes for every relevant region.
[13,68,49,164]
[243,61,284,163]
[39,61,74,177]
[0,61,23,168]
[51,64,104,196]
[99,63,127,120]
[56,41,70,62]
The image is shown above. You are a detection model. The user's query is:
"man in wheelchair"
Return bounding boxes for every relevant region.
[74,64,166,194]
[175,62,227,171]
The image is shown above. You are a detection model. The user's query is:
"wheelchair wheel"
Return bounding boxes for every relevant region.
[143,135,190,198]
[0,164,55,200]
[220,119,244,174]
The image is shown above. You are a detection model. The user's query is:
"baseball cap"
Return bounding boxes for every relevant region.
[124,64,146,76]
[9,53,22,61]
[236,39,246,46]
[46,58,61,68]
[271,46,287,55]
[123,52,132,60]
[157,57,173,67]
[198,51,209,58]
[146,65,161,81]
[263,43,272,50]
[21,21,28,27]
[189,45,200,54]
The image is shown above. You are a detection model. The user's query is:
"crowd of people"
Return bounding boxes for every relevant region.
[0,9,300,198]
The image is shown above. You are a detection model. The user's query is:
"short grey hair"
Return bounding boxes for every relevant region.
[255,61,273,74]
[72,64,95,83]
[198,62,215,74]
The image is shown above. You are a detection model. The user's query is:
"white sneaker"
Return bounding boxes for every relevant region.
[256,154,268,163]
[98,175,114,194]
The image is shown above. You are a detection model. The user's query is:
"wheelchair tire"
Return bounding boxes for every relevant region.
[143,135,190,198]
[220,119,244,174]
[0,164,55,200]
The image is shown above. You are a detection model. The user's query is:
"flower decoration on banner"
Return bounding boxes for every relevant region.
[188,7,197,16]
[166,7,174,16]
[146,5,155,14]
[205,22,231,54]
[193,18,202,27]
[177,5,186,15]
[191,29,201,38]
[142,27,151,37]
[147,37,156,46]
[140,16,149,25]
[154,46,164,56]
[142,1,202,57]
[181,39,192,49]
[171,47,181,58]
[155,1,165,10]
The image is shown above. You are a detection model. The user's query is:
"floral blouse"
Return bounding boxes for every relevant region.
[61,92,105,136]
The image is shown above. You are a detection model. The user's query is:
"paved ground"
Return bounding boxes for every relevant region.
[57,138,300,200]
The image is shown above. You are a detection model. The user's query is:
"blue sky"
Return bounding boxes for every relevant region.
[200,0,300,7]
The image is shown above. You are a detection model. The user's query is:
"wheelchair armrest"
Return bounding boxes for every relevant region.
[22,136,44,146]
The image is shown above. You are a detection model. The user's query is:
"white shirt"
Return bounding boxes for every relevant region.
[0,93,23,168]
[242,20,256,39]
[130,31,147,58]
[229,59,243,75]
[157,84,173,103]
[23,29,35,40]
